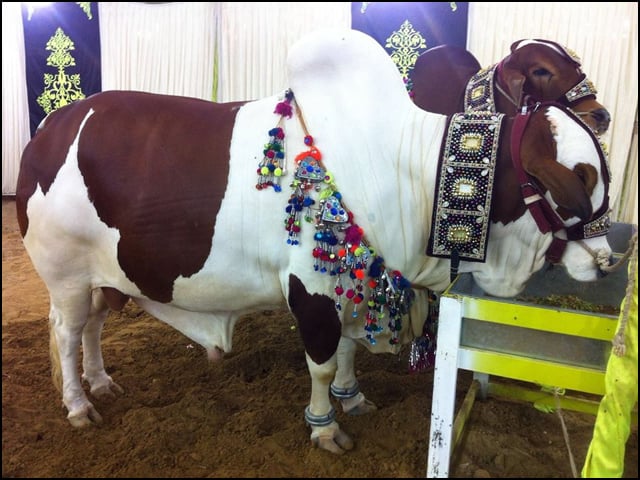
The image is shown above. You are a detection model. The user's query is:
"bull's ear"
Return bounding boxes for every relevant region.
[525,160,593,222]
[501,54,526,107]
[510,39,526,53]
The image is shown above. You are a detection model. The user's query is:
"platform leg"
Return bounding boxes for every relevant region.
[427,295,463,478]
[473,372,489,400]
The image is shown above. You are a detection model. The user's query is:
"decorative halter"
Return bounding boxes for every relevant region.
[465,39,598,114]
[509,101,611,265]
[509,38,599,109]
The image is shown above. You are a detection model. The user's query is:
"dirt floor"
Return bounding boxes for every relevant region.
[2,197,638,478]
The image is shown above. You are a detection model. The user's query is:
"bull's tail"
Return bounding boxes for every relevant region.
[48,319,63,393]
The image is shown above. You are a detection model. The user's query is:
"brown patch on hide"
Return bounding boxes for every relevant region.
[16,101,95,237]
[102,287,130,311]
[287,274,341,365]
[78,91,244,302]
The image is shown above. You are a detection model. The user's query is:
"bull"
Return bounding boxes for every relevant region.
[16,29,613,454]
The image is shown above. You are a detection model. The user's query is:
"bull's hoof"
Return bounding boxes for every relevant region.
[90,380,125,400]
[67,404,103,427]
[345,397,377,416]
[311,429,355,454]
[340,391,378,416]
[83,372,125,400]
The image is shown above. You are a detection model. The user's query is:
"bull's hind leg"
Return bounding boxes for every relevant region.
[331,336,377,415]
[49,289,103,427]
[81,288,124,400]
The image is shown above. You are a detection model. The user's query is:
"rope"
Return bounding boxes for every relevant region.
[579,230,638,356]
[578,232,638,274]
[553,388,579,478]
[291,95,312,139]
[612,231,638,356]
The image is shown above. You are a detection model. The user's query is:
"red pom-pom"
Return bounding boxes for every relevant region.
[274,101,293,118]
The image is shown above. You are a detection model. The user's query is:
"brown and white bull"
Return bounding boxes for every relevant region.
[16,29,613,454]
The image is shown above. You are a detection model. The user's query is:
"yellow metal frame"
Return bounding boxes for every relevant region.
[459,295,617,340]
[443,276,618,396]
[427,277,633,478]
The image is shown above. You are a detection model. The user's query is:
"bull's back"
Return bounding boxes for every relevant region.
[17,90,247,302]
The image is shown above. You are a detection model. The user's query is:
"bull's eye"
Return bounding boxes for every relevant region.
[532,68,551,77]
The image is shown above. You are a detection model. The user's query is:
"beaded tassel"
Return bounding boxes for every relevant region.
[409,291,439,373]
[256,127,286,192]
[256,90,293,192]
[261,90,417,347]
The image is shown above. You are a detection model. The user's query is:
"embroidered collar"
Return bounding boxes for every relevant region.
[427,111,504,262]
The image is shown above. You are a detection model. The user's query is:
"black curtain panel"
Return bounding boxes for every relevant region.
[351,2,469,81]
[22,2,101,137]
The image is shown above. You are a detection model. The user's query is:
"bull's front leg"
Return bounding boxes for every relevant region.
[288,274,355,454]
[305,353,354,454]
[331,335,377,415]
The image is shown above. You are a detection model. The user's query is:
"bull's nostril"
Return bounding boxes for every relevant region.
[592,108,611,128]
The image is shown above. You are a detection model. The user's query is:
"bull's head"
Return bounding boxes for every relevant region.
[499,39,611,135]
[472,104,612,297]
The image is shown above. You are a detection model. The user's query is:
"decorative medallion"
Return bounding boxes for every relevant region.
[464,65,497,113]
[565,76,598,103]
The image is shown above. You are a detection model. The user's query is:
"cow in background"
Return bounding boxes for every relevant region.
[16,29,613,454]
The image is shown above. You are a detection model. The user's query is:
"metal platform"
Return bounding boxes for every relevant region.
[426,223,636,478]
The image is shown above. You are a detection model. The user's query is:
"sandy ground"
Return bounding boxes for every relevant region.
[2,197,637,478]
